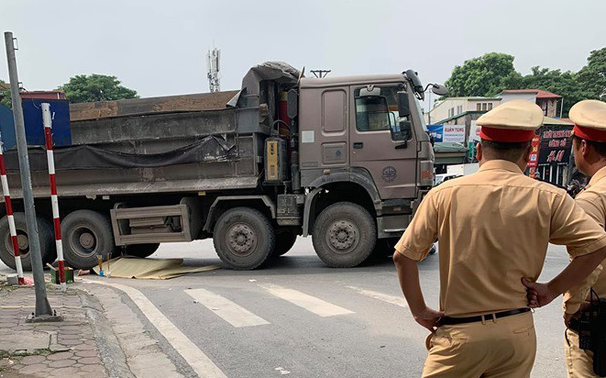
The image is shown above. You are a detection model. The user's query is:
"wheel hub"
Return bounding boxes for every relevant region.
[79,232,95,249]
[228,224,256,255]
[17,234,29,250]
[329,221,357,251]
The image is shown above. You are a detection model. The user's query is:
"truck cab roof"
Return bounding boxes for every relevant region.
[299,74,407,88]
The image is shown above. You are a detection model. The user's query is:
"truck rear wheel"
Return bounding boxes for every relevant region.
[0,213,55,271]
[312,202,376,268]
[213,207,275,270]
[62,210,115,270]
[273,230,297,257]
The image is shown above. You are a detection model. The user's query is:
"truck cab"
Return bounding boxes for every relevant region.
[295,71,435,267]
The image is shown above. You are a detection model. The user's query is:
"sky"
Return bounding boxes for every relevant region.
[1,0,605,109]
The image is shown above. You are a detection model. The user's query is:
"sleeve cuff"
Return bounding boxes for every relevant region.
[395,244,427,261]
[568,234,606,257]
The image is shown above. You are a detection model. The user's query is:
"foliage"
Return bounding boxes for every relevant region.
[513,67,591,117]
[577,47,606,101]
[0,79,11,108]
[444,53,518,97]
[443,48,606,117]
[57,74,138,103]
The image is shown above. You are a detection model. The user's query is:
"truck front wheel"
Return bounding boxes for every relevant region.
[62,210,115,270]
[213,207,275,270]
[312,202,376,268]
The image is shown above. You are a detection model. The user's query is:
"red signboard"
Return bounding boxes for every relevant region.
[527,135,541,169]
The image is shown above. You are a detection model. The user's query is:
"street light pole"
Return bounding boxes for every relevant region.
[4,31,55,319]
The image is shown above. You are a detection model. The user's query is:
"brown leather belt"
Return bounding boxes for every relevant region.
[440,308,531,326]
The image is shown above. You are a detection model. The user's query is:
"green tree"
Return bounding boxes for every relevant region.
[0,79,11,108]
[444,53,519,97]
[514,67,591,117]
[57,74,138,103]
[577,47,606,101]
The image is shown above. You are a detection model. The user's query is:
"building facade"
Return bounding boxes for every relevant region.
[498,89,562,118]
[425,97,501,125]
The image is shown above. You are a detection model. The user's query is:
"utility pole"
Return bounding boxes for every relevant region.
[4,31,57,320]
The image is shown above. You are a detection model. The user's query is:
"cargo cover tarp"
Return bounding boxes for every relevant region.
[3,135,236,172]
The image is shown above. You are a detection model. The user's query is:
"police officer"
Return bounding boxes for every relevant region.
[393,100,606,378]
[561,99,606,377]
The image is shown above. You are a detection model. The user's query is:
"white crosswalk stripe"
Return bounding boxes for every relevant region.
[346,286,408,308]
[258,283,354,317]
[185,288,270,328]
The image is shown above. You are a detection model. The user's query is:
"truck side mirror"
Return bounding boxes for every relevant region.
[287,89,298,119]
[391,120,412,142]
[431,84,448,96]
[397,91,410,118]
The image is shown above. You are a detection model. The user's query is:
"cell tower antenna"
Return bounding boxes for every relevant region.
[207,47,221,92]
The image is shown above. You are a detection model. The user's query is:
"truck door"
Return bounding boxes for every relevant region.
[349,84,418,200]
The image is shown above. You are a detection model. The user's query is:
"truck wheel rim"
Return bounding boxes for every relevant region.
[5,231,30,258]
[226,223,257,257]
[327,220,359,254]
[70,226,98,257]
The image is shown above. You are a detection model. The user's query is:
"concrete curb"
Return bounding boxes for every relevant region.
[78,290,135,378]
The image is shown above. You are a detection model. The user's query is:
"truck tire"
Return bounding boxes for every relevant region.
[61,210,115,270]
[115,243,160,259]
[0,213,55,271]
[312,202,376,268]
[213,207,275,270]
[273,230,297,257]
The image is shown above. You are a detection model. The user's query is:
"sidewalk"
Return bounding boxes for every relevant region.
[0,281,109,378]
[0,272,191,378]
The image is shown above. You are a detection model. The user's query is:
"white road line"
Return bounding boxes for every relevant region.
[185,288,270,328]
[89,280,228,378]
[259,284,354,317]
[346,286,408,308]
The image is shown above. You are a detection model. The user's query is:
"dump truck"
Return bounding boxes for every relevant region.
[0,62,437,270]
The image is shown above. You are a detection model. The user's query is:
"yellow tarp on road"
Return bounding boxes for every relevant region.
[92,257,220,280]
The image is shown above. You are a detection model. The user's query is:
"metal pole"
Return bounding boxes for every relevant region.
[42,103,66,291]
[4,32,53,317]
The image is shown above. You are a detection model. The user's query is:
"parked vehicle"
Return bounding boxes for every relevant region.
[0,62,439,270]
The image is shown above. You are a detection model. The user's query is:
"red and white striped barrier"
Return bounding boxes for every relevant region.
[0,132,25,285]
[42,103,66,290]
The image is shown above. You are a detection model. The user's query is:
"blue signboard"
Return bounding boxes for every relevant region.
[427,125,444,143]
[0,104,15,152]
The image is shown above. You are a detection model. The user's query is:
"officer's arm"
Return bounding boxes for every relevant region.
[526,247,606,308]
[563,195,605,315]
[393,192,441,330]
[527,193,606,307]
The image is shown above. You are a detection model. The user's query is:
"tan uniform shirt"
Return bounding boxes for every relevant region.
[395,160,606,317]
[564,166,606,314]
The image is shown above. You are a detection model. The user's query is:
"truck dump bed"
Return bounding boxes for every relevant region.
[4,62,301,200]
[4,92,266,199]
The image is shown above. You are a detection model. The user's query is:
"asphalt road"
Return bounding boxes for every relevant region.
[1,238,571,378]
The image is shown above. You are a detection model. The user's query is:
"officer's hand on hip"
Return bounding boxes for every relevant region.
[522,277,556,308]
[413,306,444,332]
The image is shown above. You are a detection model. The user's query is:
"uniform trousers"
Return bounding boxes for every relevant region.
[423,312,536,378]
[565,328,598,378]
